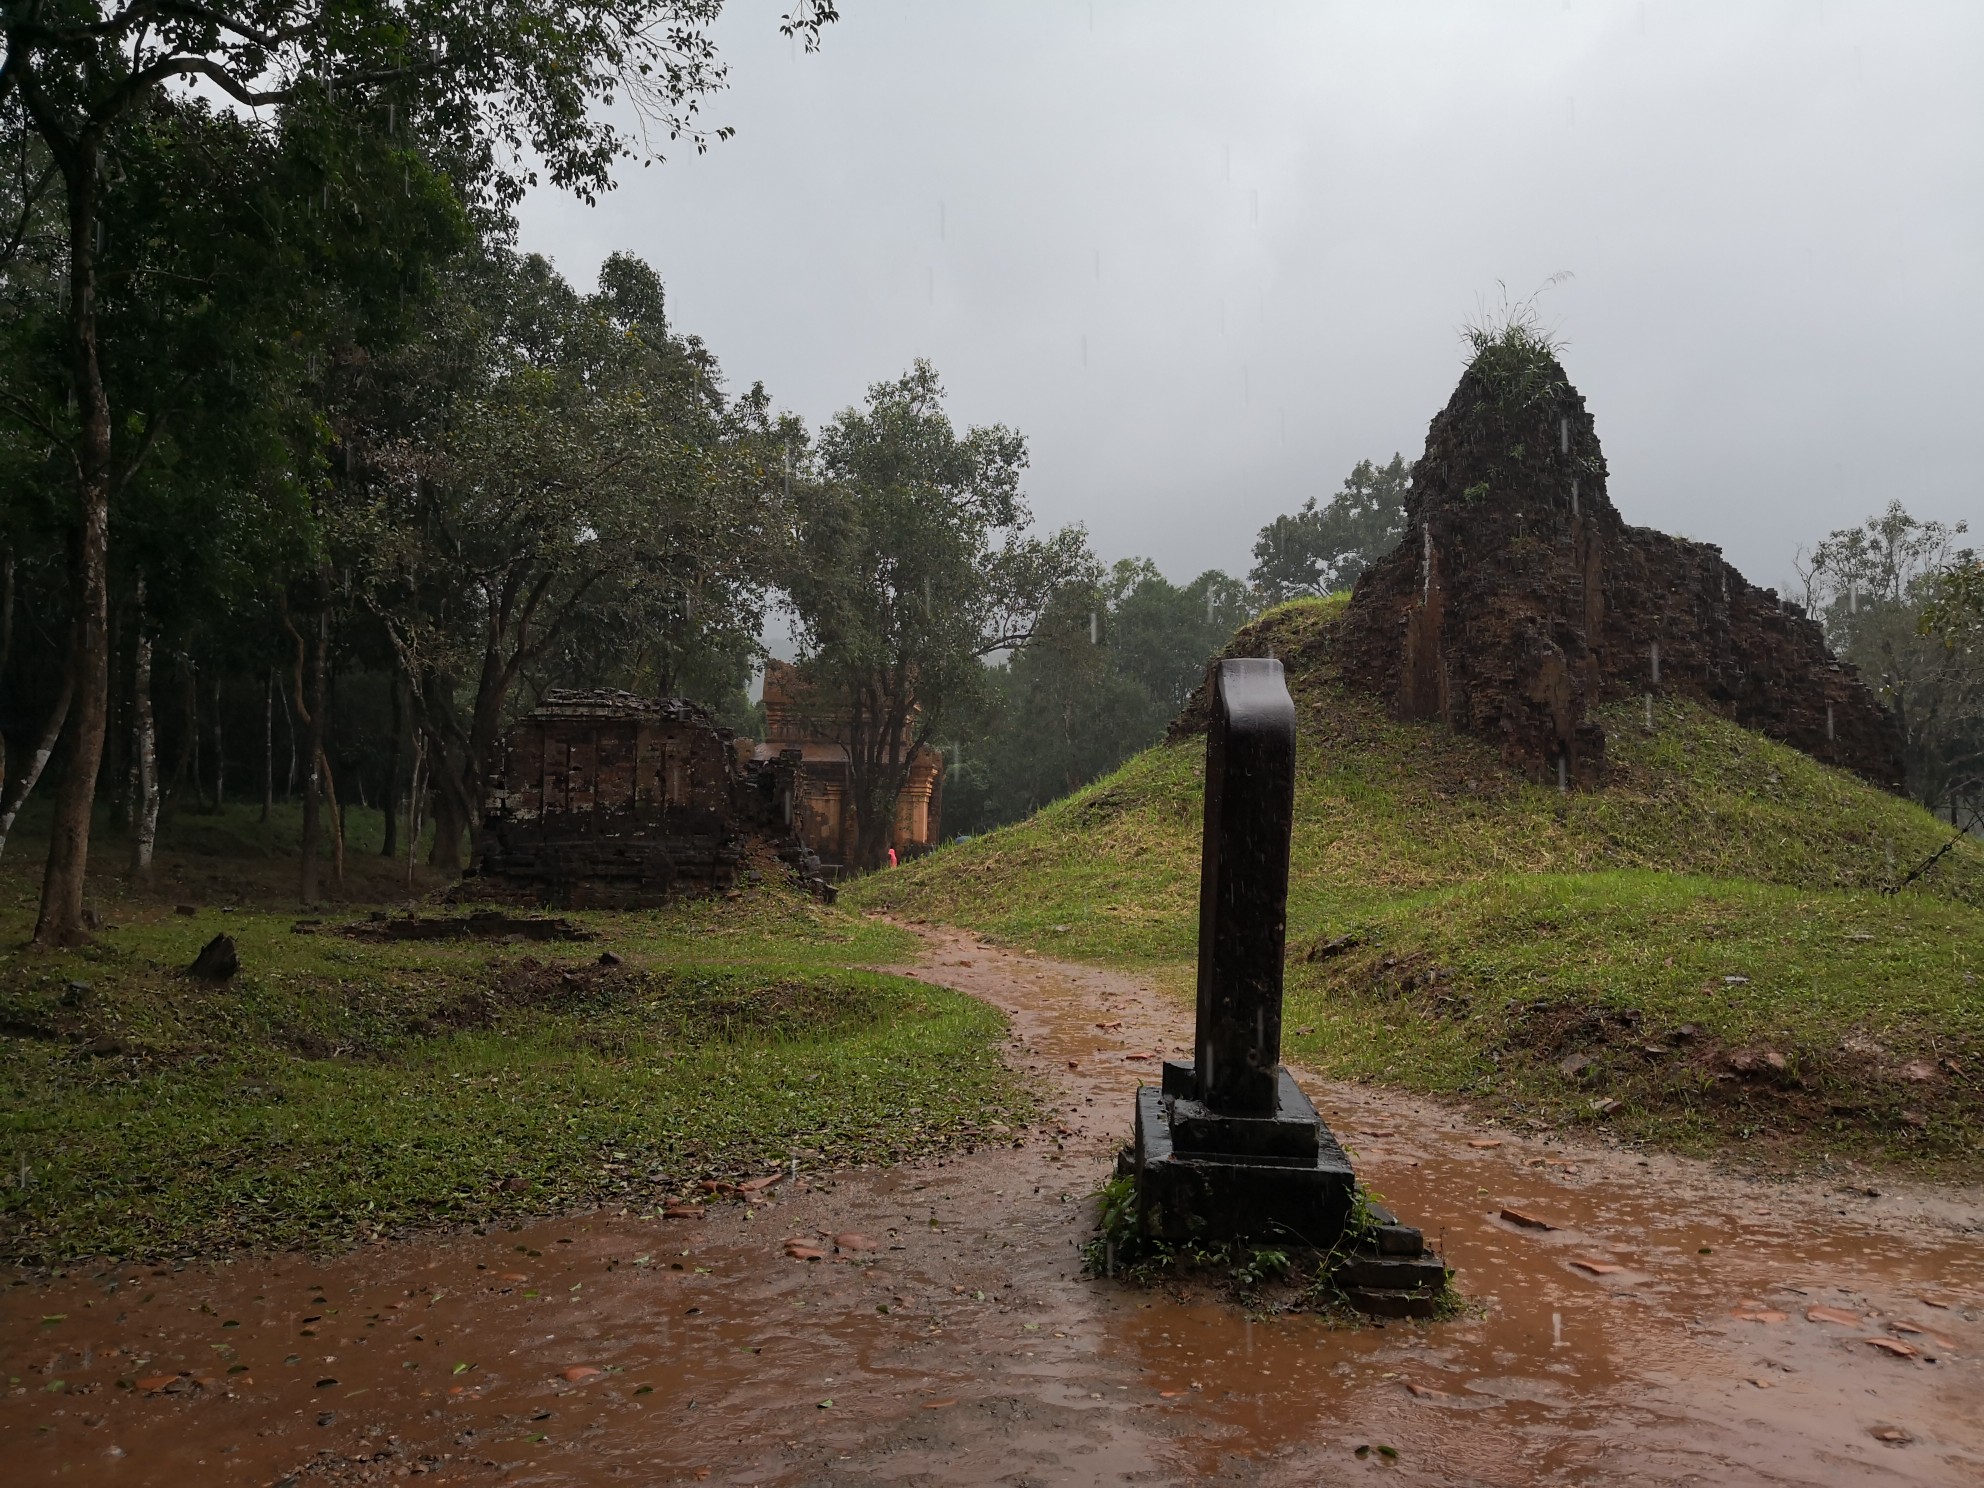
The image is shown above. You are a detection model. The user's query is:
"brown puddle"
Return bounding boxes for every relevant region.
[5,927,1981,1485]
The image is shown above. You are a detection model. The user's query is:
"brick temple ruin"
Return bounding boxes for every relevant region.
[471,674,946,905]
[749,661,944,869]
[471,690,830,905]
[1332,351,1905,789]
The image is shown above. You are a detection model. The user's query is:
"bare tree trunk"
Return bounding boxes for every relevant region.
[382,674,404,859]
[0,547,14,799]
[277,660,297,801]
[35,169,115,945]
[172,660,204,811]
[292,606,323,905]
[407,729,427,894]
[320,630,345,888]
[428,778,468,873]
[262,667,274,824]
[211,675,224,811]
[0,674,74,863]
[128,578,158,879]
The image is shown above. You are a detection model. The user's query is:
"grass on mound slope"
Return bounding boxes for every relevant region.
[0,880,1028,1266]
[856,597,1984,1173]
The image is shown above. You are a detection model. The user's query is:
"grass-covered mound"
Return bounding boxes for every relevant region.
[855,597,1984,1173]
[0,885,1027,1265]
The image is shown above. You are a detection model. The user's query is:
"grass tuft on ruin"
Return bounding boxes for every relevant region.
[854,597,1984,1175]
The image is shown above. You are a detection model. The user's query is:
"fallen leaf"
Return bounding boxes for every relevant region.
[1806,1306,1861,1326]
[499,1272,528,1282]
[560,1366,603,1383]
[135,1374,181,1393]
[1498,1207,1555,1231]
[1747,1377,1774,1389]
[1890,1322,1958,1348]
[1588,1097,1622,1115]
[663,1205,705,1220]
[1730,1309,1789,1324]
[921,1397,957,1409]
[784,1242,826,1261]
[1360,1130,1396,1139]
[1864,1337,1920,1358]
[1158,1389,1185,1399]
[1404,1381,1448,1398]
[1915,1296,1953,1310]
[1467,1138,1504,1149]
[1094,1021,1123,1031]
[738,1175,783,1194]
[1870,1425,1912,1444]
[1066,1060,1080,1069]
[1570,1258,1626,1276]
[834,1233,879,1253]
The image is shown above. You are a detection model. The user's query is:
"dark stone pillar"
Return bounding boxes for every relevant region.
[1130,657,1355,1248]
[1194,657,1296,1114]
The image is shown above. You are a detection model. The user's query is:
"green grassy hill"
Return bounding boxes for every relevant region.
[855,597,1984,1173]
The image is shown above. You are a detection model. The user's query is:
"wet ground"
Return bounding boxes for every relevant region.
[5,926,1982,1486]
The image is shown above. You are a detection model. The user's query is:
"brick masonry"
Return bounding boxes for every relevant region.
[473,690,829,905]
[1333,356,1905,789]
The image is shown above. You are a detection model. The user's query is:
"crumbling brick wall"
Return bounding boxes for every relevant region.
[1333,356,1905,789]
[474,690,831,905]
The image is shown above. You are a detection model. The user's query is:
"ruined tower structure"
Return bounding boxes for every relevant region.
[1337,344,1905,788]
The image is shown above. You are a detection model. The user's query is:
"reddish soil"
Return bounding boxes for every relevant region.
[4,926,1981,1485]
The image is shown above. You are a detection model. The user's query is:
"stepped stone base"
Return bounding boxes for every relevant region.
[1130,1065,1356,1249]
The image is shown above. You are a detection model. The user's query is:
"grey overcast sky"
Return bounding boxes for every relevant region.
[515,0,1981,596]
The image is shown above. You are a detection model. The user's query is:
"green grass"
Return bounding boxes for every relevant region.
[0,881,1029,1265]
[857,597,1984,1173]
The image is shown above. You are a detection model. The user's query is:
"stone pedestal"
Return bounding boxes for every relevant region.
[1132,1062,1355,1246]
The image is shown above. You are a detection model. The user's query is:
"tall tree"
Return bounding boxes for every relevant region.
[785,360,1090,869]
[1251,454,1412,604]
[1796,501,1981,824]
[2,0,833,943]
[342,249,778,868]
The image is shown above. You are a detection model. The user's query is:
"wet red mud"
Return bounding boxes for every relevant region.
[6,926,1982,1486]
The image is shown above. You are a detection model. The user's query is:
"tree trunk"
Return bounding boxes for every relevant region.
[0,672,74,863]
[382,675,404,858]
[211,675,225,811]
[128,579,159,879]
[0,547,14,807]
[321,635,345,887]
[262,668,274,824]
[428,773,469,873]
[105,597,127,832]
[168,659,203,810]
[406,730,427,893]
[297,612,324,905]
[277,660,297,800]
[35,163,113,948]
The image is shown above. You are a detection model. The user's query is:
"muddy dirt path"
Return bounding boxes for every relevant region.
[5,926,1982,1487]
